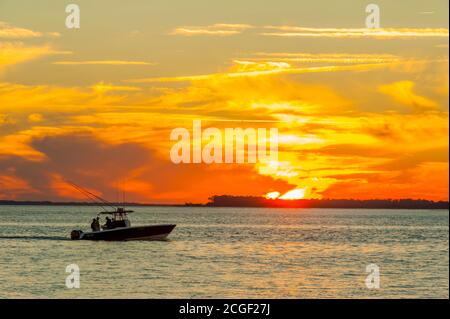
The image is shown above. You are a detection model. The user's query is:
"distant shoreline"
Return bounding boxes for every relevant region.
[0,200,183,207]
[1,197,448,209]
[205,196,449,209]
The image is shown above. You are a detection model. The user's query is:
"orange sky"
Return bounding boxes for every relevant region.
[0,1,448,203]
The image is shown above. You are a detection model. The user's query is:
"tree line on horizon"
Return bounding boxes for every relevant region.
[204,195,450,209]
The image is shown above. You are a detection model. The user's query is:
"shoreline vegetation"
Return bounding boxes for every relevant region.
[0,195,448,209]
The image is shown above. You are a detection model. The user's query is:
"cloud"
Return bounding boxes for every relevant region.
[320,161,448,200]
[0,126,79,160]
[0,21,60,39]
[128,53,444,85]
[170,23,449,39]
[379,80,438,111]
[127,59,396,83]
[0,42,70,70]
[251,52,401,64]
[261,26,449,39]
[171,23,252,36]
[27,113,44,123]
[371,147,449,171]
[0,133,294,203]
[0,52,448,202]
[91,82,141,93]
[53,60,155,65]
[0,82,140,114]
[309,143,394,158]
[0,134,152,200]
[0,174,35,199]
[0,22,66,71]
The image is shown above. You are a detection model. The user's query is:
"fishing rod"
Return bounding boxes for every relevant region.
[65,180,118,211]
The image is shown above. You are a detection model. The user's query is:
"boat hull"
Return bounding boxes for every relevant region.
[72,224,176,241]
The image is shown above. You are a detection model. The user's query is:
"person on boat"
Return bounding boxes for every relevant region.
[92,217,100,231]
[104,216,113,230]
[90,218,97,231]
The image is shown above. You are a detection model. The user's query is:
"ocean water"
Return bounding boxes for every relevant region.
[0,205,448,299]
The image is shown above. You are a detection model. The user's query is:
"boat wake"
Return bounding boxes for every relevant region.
[0,235,70,241]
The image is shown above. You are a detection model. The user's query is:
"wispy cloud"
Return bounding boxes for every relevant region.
[251,52,401,64]
[170,23,449,39]
[379,80,438,111]
[0,21,59,38]
[128,64,390,83]
[261,26,449,38]
[171,23,252,36]
[91,82,142,92]
[0,22,65,71]
[53,60,155,66]
[0,42,70,70]
[127,57,426,83]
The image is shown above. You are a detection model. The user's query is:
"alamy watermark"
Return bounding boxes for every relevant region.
[365,263,380,289]
[65,263,80,288]
[65,4,80,29]
[365,4,381,28]
[170,120,278,164]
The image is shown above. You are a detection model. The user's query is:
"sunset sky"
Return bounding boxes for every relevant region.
[0,0,448,203]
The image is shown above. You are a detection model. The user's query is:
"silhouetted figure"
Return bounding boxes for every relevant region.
[90,218,97,231]
[104,217,113,230]
[92,217,100,231]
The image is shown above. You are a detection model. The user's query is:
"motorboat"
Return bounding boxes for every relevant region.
[70,207,176,241]
[67,181,176,241]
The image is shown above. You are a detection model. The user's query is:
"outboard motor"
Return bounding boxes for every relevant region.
[70,230,84,240]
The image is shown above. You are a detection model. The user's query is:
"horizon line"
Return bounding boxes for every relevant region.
[0,197,448,207]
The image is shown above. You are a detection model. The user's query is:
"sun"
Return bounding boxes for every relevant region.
[264,188,306,200]
[265,191,281,199]
[278,188,306,200]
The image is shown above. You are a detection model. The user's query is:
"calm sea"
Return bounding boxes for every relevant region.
[0,206,448,298]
